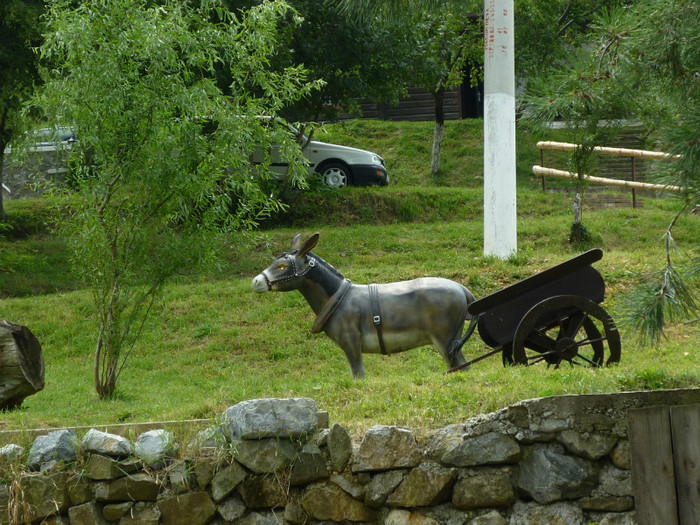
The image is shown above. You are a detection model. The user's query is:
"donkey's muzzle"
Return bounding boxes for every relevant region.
[252,274,270,293]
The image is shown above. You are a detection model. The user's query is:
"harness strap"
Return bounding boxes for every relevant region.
[311,279,352,333]
[369,283,388,355]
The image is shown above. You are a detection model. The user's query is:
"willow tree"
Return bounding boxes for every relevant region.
[36,0,320,398]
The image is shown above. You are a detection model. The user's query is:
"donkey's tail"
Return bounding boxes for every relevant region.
[447,286,479,362]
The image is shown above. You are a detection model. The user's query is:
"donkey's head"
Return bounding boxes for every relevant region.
[252,232,320,293]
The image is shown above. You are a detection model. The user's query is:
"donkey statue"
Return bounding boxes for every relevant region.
[252,232,477,379]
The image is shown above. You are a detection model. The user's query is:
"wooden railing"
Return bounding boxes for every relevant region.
[533,141,682,208]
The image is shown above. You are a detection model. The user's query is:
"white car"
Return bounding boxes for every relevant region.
[265,124,389,188]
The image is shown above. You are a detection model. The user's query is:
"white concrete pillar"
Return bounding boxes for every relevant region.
[483,0,517,258]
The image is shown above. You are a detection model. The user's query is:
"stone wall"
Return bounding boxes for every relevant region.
[1,389,698,525]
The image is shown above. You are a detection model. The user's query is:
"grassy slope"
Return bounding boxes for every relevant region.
[0,120,698,437]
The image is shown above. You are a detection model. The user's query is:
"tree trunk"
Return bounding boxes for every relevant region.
[432,87,445,175]
[0,320,45,410]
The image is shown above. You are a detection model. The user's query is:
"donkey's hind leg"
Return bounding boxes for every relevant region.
[431,324,468,370]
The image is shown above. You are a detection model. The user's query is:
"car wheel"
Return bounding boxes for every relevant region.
[319,163,351,188]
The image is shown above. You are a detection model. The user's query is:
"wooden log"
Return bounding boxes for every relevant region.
[0,320,45,410]
[532,165,684,193]
[536,141,681,160]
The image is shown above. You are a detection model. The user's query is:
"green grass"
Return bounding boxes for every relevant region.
[0,119,698,438]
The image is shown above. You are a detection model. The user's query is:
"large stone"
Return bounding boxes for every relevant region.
[331,472,368,499]
[597,464,633,497]
[353,426,422,472]
[81,429,133,458]
[94,472,160,502]
[284,500,309,525]
[192,458,216,489]
[597,512,637,525]
[238,474,289,509]
[236,511,283,525]
[557,430,617,460]
[158,492,216,525]
[0,444,24,464]
[16,472,70,522]
[85,454,141,481]
[509,501,584,525]
[386,461,457,507]
[385,509,439,525]
[577,495,634,511]
[468,510,508,525]
[233,438,298,474]
[290,443,329,486]
[168,461,191,494]
[327,423,353,472]
[103,502,134,521]
[515,444,596,504]
[187,425,226,453]
[211,461,247,503]
[68,501,108,525]
[222,398,318,440]
[26,429,78,470]
[67,473,94,505]
[217,496,247,522]
[440,432,521,467]
[118,502,160,524]
[452,472,515,510]
[301,481,377,522]
[610,440,631,470]
[365,469,408,508]
[423,502,478,525]
[134,429,174,469]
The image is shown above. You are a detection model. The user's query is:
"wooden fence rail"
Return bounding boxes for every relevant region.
[534,141,682,207]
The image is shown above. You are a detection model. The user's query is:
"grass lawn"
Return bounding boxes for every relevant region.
[0,120,698,440]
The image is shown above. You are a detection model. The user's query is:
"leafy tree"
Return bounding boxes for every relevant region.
[513,0,632,81]
[0,0,44,223]
[36,0,319,398]
[281,0,415,122]
[223,0,414,123]
[521,1,699,341]
[337,0,483,175]
[410,5,482,174]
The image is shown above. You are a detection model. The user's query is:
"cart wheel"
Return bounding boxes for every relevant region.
[512,295,621,368]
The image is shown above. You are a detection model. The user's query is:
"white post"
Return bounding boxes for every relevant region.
[483,0,516,258]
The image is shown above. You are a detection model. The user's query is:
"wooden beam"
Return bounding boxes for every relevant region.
[629,406,679,525]
[532,165,684,193]
[670,404,700,524]
[536,141,681,160]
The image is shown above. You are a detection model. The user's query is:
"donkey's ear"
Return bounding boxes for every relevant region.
[299,232,320,256]
[290,233,302,251]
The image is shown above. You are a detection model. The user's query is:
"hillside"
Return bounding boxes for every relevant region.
[0,119,697,433]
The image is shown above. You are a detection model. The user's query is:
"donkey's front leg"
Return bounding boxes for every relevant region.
[331,330,366,380]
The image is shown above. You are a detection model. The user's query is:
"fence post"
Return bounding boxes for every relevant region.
[631,156,637,208]
[540,149,546,191]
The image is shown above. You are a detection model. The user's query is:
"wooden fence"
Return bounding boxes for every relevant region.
[628,404,700,525]
[533,141,682,208]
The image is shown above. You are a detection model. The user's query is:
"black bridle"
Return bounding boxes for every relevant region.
[260,254,316,291]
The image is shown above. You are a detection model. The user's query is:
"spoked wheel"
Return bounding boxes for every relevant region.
[511,295,621,368]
